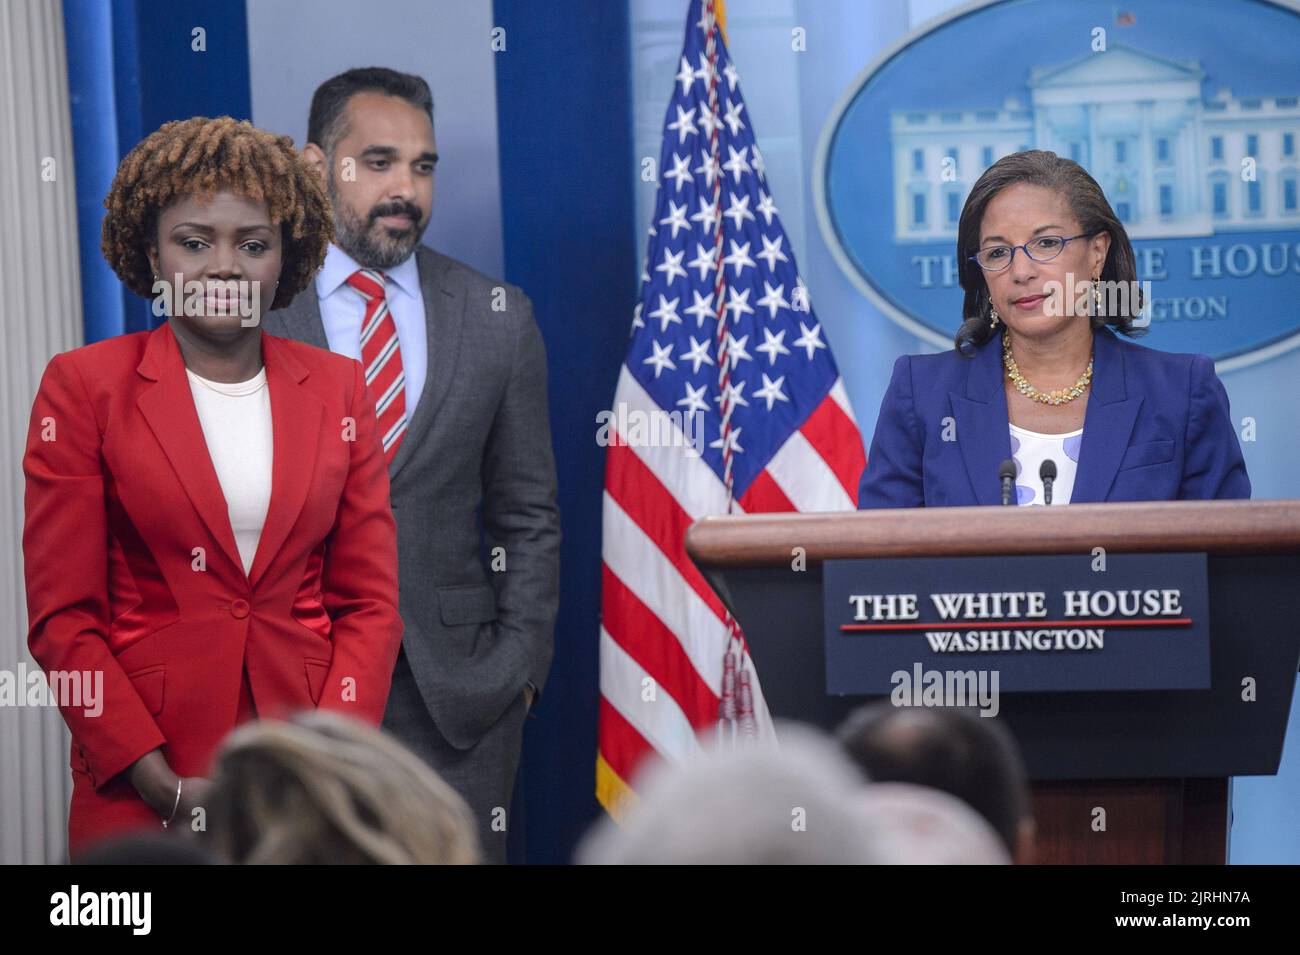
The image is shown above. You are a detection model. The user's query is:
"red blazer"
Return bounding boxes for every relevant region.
[23,322,403,854]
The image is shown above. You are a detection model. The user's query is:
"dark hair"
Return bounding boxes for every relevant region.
[101,116,332,311]
[836,702,1030,855]
[954,149,1146,354]
[307,67,434,157]
[71,832,222,865]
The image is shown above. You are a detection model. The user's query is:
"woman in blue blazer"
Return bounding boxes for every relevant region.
[859,150,1250,508]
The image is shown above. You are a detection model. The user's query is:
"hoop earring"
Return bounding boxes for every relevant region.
[989,304,1000,330]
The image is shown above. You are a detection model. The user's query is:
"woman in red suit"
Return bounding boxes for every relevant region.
[22,116,403,857]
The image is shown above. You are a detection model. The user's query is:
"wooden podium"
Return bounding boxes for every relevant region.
[685,500,1300,864]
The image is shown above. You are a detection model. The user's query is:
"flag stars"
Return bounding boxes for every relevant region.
[679,336,715,373]
[757,234,790,272]
[691,197,720,236]
[794,321,827,360]
[655,247,688,286]
[643,340,676,378]
[723,99,746,136]
[664,152,693,192]
[668,104,696,144]
[696,105,722,139]
[723,239,755,277]
[648,294,682,333]
[724,286,754,323]
[753,373,790,411]
[659,200,690,239]
[710,426,744,455]
[751,145,766,180]
[694,52,712,86]
[687,245,719,283]
[756,281,789,319]
[722,192,755,229]
[756,192,778,225]
[695,150,721,189]
[684,289,716,326]
[675,56,697,96]
[724,331,753,368]
[757,326,791,364]
[723,144,751,183]
[715,379,750,410]
[678,381,710,416]
[723,62,739,91]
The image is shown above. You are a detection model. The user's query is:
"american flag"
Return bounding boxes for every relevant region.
[596,0,865,817]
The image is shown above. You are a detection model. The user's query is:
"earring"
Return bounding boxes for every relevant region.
[989,304,1000,330]
[1092,277,1103,316]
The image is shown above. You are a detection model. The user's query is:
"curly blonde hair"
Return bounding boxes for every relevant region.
[101,115,332,311]
[204,710,482,865]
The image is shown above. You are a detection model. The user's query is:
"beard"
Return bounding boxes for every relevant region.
[329,175,428,270]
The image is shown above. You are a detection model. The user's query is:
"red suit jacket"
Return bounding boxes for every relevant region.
[22,322,403,854]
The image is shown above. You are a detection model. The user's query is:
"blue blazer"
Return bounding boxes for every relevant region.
[858,326,1250,508]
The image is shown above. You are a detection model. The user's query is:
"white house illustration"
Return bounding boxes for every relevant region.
[890,44,1300,242]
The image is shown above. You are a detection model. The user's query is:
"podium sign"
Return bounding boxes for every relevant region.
[823,552,1210,694]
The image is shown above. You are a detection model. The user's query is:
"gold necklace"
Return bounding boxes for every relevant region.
[1002,331,1092,406]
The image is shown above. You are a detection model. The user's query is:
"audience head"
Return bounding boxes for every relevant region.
[205,710,480,864]
[578,723,882,864]
[853,782,1010,864]
[71,832,222,865]
[837,702,1035,863]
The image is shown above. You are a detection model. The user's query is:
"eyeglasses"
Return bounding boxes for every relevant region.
[968,233,1097,272]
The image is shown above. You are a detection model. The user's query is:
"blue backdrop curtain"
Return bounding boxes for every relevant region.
[493,0,637,863]
[62,0,251,343]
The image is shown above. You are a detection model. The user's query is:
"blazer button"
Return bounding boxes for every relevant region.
[230,599,250,619]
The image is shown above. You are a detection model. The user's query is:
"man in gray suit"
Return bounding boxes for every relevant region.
[263,67,560,863]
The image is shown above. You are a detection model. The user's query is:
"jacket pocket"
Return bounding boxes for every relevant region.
[125,664,165,716]
[436,584,499,626]
[305,658,331,705]
[1118,439,1175,471]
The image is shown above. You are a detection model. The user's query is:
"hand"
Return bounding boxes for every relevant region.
[128,750,212,827]
[128,749,180,817]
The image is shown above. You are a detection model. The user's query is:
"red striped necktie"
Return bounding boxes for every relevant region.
[346,269,407,464]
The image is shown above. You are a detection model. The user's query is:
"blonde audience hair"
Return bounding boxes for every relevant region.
[205,710,480,865]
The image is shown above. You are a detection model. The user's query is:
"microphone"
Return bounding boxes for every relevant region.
[1040,459,1057,506]
[999,459,1016,505]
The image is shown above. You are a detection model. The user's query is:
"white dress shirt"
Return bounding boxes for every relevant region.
[316,243,428,420]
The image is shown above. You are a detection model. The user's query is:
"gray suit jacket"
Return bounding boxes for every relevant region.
[263,246,560,749]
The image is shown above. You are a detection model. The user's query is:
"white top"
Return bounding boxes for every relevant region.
[1008,423,1082,506]
[186,367,274,575]
[316,243,428,419]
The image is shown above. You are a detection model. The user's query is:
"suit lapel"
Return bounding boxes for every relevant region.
[1071,328,1143,503]
[135,323,247,575]
[387,246,466,480]
[950,336,1014,505]
[246,335,322,586]
[269,281,331,350]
